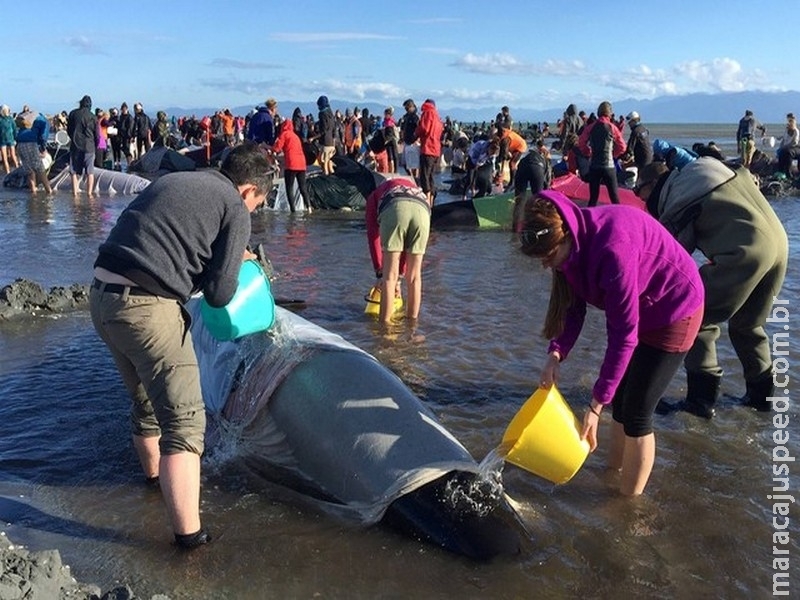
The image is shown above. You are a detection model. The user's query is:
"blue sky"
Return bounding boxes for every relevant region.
[4,0,796,116]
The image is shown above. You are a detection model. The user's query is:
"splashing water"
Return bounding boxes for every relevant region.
[478,444,512,480]
[441,445,512,517]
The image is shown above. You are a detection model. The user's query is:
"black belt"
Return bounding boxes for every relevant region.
[92,278,153,296]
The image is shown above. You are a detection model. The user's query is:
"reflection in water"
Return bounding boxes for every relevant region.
[70,195,115,237]
[24,195,55,227]
[0,182,798,598]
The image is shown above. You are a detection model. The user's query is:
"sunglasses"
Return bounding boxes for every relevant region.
[519,227,551,246]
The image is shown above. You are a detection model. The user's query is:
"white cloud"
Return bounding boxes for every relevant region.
[199,76,408,103]
[306,80,406,100]
[452,53,535,75]
[209,58,284,70]
[63,36,106,55]
[269,32,401,43]
[674,58,747,92]
[420,47,460,56]
[593,58,773,98]
[437,87,518,104]
[452,53,588,77]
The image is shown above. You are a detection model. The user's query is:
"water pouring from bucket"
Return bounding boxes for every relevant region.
[498,386,590,484]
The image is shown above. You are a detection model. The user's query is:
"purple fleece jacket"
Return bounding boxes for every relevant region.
[542,191,704,405]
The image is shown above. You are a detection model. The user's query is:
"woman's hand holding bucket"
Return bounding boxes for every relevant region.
[539,351,561,388]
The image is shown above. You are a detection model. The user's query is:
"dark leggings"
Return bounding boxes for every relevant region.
[467,161,493,198]
[419,154,438,197]
[386,139,399,172]
[514,153,546,198]
[587,166,620,206]
[284,169,309,212]
[110,138,122,164]
[611,343,687,437]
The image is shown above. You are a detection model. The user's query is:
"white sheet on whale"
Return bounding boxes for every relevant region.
[187,301,483,524]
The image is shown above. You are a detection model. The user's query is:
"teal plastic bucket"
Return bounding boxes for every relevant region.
[200,260,275,341]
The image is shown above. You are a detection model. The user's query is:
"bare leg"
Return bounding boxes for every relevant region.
[608,420,625,470]
[620,433,655,496]
[380,251,402,326]
[404,253,424,320]
[1,146,8,173]
[71,173,81,197]
[86,173,95,197]
[133,434,160,479]
[160,452,202,535]
[37,171,52,195]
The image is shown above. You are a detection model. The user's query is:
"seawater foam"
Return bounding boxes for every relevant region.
[442,446,507,518]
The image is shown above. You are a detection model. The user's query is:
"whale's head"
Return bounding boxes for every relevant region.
[382,470,527,560]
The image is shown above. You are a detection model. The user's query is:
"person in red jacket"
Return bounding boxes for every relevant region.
[273,119,311,213]
[414,99,443,205]
[576,101,627,206]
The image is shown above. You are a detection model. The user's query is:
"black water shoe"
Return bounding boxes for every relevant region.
[175,528,211,549]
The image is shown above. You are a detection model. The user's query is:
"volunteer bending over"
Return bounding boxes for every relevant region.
[518,191,704,495]
[90,142,273,548]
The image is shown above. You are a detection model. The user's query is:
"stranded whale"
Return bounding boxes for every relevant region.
[188,303,526,559]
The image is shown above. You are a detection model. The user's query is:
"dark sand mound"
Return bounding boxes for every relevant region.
[0,532,170,599]
[0,279,89,322]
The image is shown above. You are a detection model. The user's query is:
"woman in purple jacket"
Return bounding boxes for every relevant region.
[518,190,704,495]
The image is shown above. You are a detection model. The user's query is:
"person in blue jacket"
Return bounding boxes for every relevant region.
[246,98,278,146]
[652,139,698,170]
[15,110,53,194]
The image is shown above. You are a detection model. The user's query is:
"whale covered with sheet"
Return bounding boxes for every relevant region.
[188,303,525,559]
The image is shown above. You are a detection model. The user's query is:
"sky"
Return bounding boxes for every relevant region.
[4,0,797,117]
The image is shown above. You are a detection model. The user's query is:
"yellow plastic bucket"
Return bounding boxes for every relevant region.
[364,285,403,316]
[201,259,275,341]
[501,386,590,484]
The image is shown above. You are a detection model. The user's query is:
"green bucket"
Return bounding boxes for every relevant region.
[200,260,275,341]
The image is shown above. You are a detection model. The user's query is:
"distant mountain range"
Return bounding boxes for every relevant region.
[164,90,800,125]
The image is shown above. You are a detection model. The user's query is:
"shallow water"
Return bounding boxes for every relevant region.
[0,157,798,598]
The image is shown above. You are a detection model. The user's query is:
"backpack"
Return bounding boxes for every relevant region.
[368,129,386,154]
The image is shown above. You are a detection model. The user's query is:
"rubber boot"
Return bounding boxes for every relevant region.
[741,373,774,412]
[656,371,721,419]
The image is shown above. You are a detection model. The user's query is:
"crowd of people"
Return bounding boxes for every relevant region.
[1,93,795,545]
